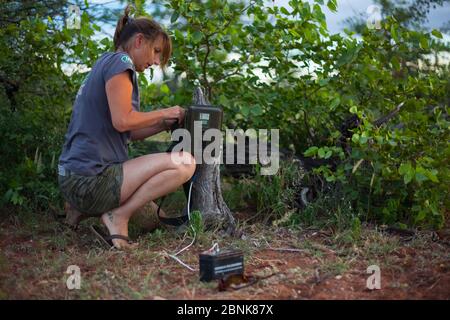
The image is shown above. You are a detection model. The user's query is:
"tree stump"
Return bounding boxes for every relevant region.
[189,87,236,234]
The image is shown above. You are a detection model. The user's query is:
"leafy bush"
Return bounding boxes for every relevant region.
[242,160,305,222]
[1,0,448,230]
[0,3,108,211]
[163,0,448,228]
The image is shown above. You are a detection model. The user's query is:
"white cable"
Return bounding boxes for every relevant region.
[174,234,196,256]
[208,242,219,253]
[167,179,220,271]
[187,180,194,220]
[168,180,197,271]
[174,180,196,256]
[168,254,197,271]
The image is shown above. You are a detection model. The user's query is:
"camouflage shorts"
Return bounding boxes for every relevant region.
[58,164,123,216]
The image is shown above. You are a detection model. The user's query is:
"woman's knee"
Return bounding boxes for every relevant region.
[176,151,196,181]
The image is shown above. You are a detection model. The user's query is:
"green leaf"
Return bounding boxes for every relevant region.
[352,133,360,143]
[415,167,439,183]
[399,162,414,185]
[403,172,414,184]
[100,37,110,47]
[426,169,439,183]
[241,105,250,117]
[390,24,398,43]
[431,29,442,39]
[398,162,411,175]
[318,78,330,86]
[280,7,290,15]
[415,209,427,222]
[192,31,203,44]
[160,83,170,95]
[174,29,184,41]
[391,56,400,70]
[419,36,429,50]
[251,104,263,116]
[171,12,179,23]
[318,148,326,158]
[349,106,358,114]
[304,146,318,157]
[327,0,337,12]
[359,136,368,144]
[330,97,340,110]
[336,44,360,67]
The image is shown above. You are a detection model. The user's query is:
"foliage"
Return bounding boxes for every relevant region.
[243,160,305,222]
[0,0,448,229]
[159,0,449,228]
[0,1,109,210]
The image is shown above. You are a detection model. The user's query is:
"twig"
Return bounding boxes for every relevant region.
[427,277,441,291]
[263,238,307,253]
[373,101,405,127]
[266,247,307,253]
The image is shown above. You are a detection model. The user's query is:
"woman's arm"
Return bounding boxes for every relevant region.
[105,71,184,133]
[130,125,162,141]
[130,118,179,141]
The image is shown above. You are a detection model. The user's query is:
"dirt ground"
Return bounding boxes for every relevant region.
[0,208,449,300]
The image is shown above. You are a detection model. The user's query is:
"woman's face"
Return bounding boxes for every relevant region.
[129,34,163,72]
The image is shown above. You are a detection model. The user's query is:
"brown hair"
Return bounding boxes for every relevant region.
[113,5,172,68]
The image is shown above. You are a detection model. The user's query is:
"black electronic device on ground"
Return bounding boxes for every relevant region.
[199,249,244,282]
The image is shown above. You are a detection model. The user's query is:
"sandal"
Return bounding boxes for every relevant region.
[90,225,135,250]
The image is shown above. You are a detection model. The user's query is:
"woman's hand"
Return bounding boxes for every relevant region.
[162,118,178,132]
[164,106,185,125]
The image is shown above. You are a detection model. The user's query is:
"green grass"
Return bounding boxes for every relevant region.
[188,210,204,238]
[1,199,448,299]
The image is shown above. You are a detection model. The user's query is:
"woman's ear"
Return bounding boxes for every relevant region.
[135,33,145,48]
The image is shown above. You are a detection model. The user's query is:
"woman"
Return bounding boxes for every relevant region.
[58,6,195,249]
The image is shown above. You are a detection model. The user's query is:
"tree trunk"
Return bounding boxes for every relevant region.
[190,87,236,234]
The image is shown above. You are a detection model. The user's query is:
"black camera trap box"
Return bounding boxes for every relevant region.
[185,104,223,153]
[199,249,244,282]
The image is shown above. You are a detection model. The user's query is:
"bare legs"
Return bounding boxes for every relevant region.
[101,151,195,248]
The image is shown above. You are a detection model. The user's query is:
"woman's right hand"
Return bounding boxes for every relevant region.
[163,106,185,125]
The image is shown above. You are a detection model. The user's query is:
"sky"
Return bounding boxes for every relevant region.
[90,0,450,36]
[279,0,450,33]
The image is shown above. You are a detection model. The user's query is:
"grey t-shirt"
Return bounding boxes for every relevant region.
[59,52,140,176]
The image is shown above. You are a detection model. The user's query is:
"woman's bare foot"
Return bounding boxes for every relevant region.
[101,211,137,249]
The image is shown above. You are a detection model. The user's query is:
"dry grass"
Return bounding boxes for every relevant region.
[0,210,449,299]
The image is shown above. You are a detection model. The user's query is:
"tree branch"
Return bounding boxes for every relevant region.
[201,35,212,100]
[373,101,405,127]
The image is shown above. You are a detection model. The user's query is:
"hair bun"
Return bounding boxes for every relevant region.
[124,4,131,17]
